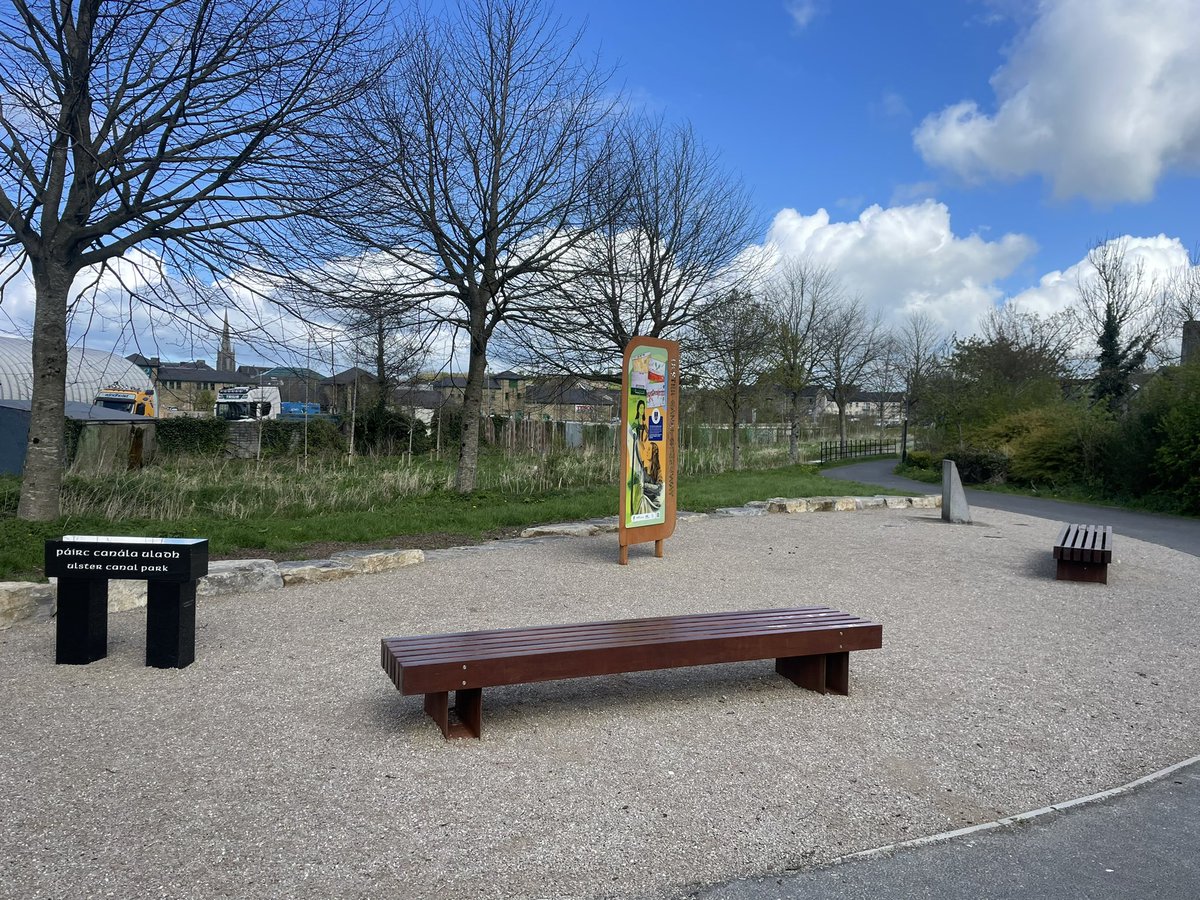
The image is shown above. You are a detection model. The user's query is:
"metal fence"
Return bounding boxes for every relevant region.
[819,438,899,462]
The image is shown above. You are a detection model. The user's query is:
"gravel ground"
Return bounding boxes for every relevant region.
[2,506,1198,900]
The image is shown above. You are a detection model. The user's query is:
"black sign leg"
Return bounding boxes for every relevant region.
[146,580,196,669]
[56,577,109,665]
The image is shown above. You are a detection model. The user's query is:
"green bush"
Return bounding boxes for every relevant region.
[1148,365,1200,513]
[354,408,427,455]
[259,420,298,458]
[303,418,347,455]
[157,417,229,456]
[944,447,1010,484]
[430,406,462,450]
[975,402,1115,488]
[904,449,936,470]
[64,418,84,464]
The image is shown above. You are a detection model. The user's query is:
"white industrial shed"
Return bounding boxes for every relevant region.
[0,335,152,403]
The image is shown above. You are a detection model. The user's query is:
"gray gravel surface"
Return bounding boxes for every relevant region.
[2,507,1198,900]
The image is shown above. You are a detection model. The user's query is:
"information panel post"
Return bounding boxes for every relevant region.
[45,535,209,668]
[618,337,681,565]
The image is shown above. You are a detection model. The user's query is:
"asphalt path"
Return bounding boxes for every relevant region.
[821,458,1200,557]
[690,459,1200,899]
[696,758,1200,900]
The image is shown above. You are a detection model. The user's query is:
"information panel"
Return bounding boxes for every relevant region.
[45,535,209,582]
[618,337,680,564]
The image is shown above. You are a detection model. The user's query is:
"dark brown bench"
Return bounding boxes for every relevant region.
[1053,524,1113,583]
[381,606,883,739]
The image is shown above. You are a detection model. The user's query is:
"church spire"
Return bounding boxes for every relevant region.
[217,312,235,371]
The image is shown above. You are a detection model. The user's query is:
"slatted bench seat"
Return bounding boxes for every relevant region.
[1053,524,1113,584]
[381,606,883,739]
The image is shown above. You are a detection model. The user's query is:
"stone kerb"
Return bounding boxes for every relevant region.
[767,494,939,514]
[0,582,56,629]
[2,492,940,630]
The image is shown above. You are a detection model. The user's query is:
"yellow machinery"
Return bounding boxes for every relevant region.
[93,386,156,417]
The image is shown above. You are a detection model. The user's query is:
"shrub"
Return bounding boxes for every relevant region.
[975,402,1115,488]
[259,420,298,457]
[303,418,347,455]
[944,447,1010,484]
[429,406,462,450]
[904,449,936,470]
[354,408,428,455]
[157,417,229,456]
[1149,365,1200,513]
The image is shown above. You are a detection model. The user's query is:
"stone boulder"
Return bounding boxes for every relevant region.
[197,559,284,598]
[520,522,601,538]
[277,559,357,586]
[330,548,424,575]
[0,582,55,629]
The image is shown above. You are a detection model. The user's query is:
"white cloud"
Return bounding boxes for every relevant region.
[763,200,1036,337]
[1005,234,1192,318]
[914,0,1200,202]
[784,0,821,30]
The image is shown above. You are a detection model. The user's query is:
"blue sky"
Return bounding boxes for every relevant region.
[573,0,1200,336]
[5,0,1197,367]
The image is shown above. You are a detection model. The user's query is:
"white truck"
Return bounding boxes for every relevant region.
[213,385,281,422]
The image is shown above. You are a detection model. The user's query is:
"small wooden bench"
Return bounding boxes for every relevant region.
[1053,524,1113,584]
[381,606,883,739]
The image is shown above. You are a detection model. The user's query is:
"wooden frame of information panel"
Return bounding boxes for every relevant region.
[618,337,680,565]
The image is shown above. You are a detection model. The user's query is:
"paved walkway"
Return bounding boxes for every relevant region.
[696,756,1200,899]
[683,460,1200,900]
[822,458,1200,557]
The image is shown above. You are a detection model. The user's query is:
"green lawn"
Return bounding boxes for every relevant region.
[0,458,910,581]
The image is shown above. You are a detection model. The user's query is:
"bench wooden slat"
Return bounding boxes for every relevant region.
[1052,523,1113,583]
[387,609,864,661]
[381,605,883,738]
[387,606,835,647]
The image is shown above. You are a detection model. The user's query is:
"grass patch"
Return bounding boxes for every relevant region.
[0,456,912,582]
[893,462,941,484]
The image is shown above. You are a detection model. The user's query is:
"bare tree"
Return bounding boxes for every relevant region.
[894,309,944,415]
[0,0,383,519]
[501,115,759,374]
[329,0,613,491]
[862,330,902,435]
[980,304,1077,379]
[761,258,834,463]
[816,294,884,450]
[1075,238,1170,408]
[1162,247,1200,333]
[693,290,774,470]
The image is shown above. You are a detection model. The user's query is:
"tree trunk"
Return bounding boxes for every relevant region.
[788,391,800,464]
[18,262,72,521]
[731,403,741,471]
[837,400,848,451]
[455,314,488,493]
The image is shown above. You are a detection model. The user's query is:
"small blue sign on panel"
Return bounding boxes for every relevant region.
[648,408,663,442]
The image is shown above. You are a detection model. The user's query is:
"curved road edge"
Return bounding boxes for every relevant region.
[820,458,1200,557]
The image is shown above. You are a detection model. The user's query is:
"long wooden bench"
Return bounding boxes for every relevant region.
[381,606,883,739]
[1053,523,1113,584]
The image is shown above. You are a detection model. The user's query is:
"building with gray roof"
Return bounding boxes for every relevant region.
[0,335,152,404]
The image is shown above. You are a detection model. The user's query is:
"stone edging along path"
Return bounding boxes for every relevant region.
[0,492,940,629]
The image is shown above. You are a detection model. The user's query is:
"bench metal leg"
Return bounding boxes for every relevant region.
[1056,560,1108,584]
[776,655,827,694]
[423,689,483,739]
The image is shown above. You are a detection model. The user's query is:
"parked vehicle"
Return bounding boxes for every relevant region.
[279,401,321,417]
[214,385,281,421]
[93,386,156,417]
